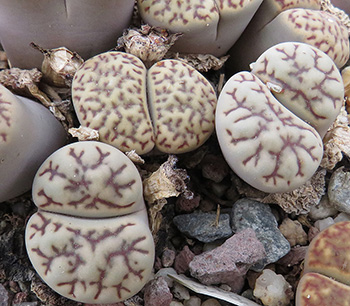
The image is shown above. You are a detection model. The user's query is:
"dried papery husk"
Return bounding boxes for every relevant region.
[116,25,181,67]
[167,52,230,72]
[143,155,188,204]
[0,67,70,128]
[31,43,84,88]
[261,169,326,214]
[321,107,350,169]
[125,150,145,164]
[68,126,99,141]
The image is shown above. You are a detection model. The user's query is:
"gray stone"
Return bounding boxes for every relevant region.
[328,166,350,214]
[231,198,291,271]
[189,228,265,289]
[173,212,233,243]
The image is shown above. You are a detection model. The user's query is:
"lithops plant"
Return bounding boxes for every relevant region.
[0,0,134,69]
[245,0,321,32]
[72,51,217,155]
[250,42,344,138]
[216,42,344,193]
[0,84,66,202]
[137,0,263,57]
[296,221,350,305]
[227,5,349,72]
[26,141,155,304]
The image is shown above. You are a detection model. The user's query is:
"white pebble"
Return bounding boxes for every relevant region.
[184,296,202,306]
[253,269,292,306]
[201,298,221,306]
[172,282,191,301]
[314,217,335,231]
[308,196,338,220]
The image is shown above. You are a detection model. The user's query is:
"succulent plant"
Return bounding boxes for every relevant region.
[137,0,264,57]
[0,84,66,202]
[25,141,154,304]
[245,0,321,32]
[296,221,350,305]
[0,0,134,69]
[216,42,344,193]
[72,51,217,155]
[227,5,349,72]
[250,42,344,138]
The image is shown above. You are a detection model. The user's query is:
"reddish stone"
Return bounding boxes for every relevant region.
[144,276,173,306]
[189,228,265,285]
[174,245,195,274]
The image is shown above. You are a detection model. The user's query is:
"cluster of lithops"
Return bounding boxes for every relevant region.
[25,141,155,304]
[0,0,135,68]
[227,0,349,72]
[296,221,350,305]
[137,0,264,57]
[216,42,344,193]
[72,51,217,155]
[0,84,66,202]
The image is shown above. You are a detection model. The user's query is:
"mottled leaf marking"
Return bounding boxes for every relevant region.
[33,142,143,218]
[26,212,153,302]
[72,52,154,155]
[251,42,344,137]
[285,9,349,67]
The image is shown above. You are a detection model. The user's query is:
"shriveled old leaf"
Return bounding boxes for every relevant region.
[168,273,260,306]
[321,107,350,170]
[261,169,326,214]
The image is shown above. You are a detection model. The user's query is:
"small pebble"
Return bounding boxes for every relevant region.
[174,245,195,274]
[184,296,201,306]
[279,218,307,246]
[170,301,184,306]
[173,211,233,243]
[308,195,338,220]
[144,276,173,306]
[231,199,291,271]
[155,268,178,288]
[314,217,335,231]
[328,166,350,214]
[172,282,190,301]
[253,269,292,306]
[162,248,176,268]
[201,298,221,306]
